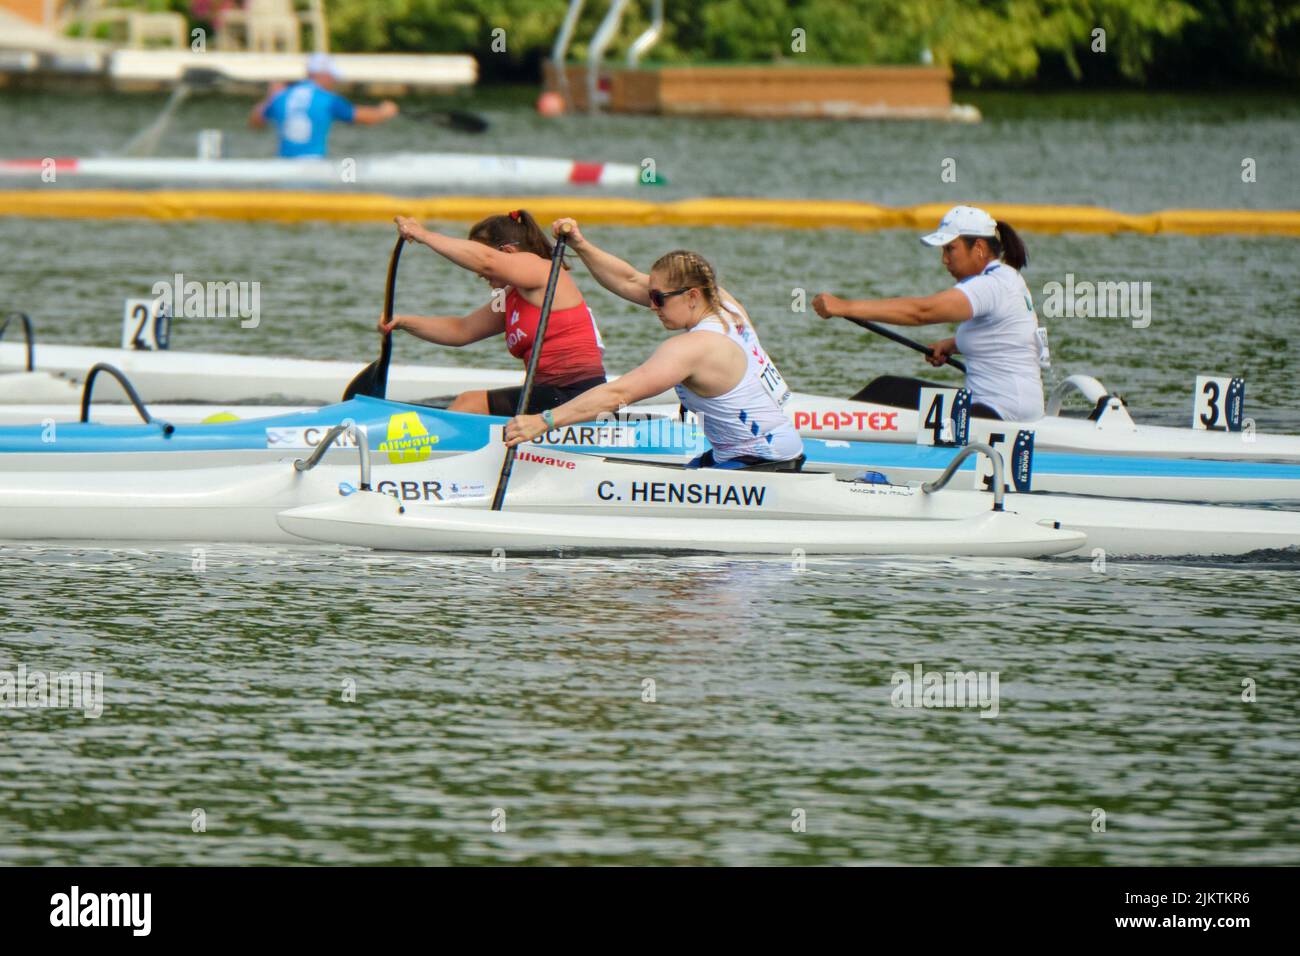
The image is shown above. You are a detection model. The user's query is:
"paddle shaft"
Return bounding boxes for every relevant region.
[844,316,967,373]
[404,109,490,133]
[120,83,193,158]
[119,69,226,158]
[341,237,403,401]
[491,234,569,511]
[376,236,404,390]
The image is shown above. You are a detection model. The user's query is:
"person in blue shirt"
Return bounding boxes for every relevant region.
[248,53,399,158]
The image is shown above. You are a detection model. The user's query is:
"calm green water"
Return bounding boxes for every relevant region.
[3,547,1298,865]
[1,91,1299,865]
[0,88,1297,209]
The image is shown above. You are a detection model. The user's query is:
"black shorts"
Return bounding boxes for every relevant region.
[485,376,606,417]
[691,450,806,472]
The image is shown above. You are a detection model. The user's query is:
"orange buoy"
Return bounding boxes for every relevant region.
[536,91,566,117]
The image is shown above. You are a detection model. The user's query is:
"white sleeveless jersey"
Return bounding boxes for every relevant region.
[674,307,803,463]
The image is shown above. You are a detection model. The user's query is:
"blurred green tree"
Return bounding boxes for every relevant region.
[315,0,1297,85]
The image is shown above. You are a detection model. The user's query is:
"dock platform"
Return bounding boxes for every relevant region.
[546,63,979,122]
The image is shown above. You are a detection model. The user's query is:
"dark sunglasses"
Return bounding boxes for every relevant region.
[648,286,696,308]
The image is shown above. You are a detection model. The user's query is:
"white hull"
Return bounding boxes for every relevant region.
[2,442,1297,558]
[779,390,1300,462]
[0,371,84,404]
[0,402,313,426]
[279,492,1080,558]
[0,153,645,188]
[274,446,1300,558]
[0,341,521,404]
[0,343,679,408]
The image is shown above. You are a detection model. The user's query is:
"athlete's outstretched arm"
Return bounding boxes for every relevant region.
[379,299,505,347]
[810,288,972,327]
[550,218,651,307]
[394,216,555,291]
[504,336,702,445]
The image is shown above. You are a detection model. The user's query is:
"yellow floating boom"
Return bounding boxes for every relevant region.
[1,191,1297,237]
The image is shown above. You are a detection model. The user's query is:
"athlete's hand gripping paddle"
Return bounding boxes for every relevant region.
[844,316,967,373]
[490,227,570,511]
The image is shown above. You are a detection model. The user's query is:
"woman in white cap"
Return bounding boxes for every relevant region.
[812,205,1048,421]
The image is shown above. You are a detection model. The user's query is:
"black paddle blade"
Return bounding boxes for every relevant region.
[412,108,489,133]
[177,67,226,88]
[342,238,404,401]
[445,110,489,133]
[342,333,391,401]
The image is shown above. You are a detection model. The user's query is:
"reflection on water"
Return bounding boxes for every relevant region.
[2,546,1297,865]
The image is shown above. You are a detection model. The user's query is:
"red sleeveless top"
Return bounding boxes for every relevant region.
[503,287,606,386]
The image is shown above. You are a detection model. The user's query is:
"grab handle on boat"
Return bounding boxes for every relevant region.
[293,419,372,491]
[78,362,175,436]
[921,441,1006,511]
[1045,374,1110,416]
[0,311,35,371]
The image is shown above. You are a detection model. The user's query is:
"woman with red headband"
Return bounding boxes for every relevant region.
[383,209,607,416]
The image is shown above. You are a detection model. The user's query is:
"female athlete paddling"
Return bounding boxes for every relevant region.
[811,205,1049,422]
[384,209,607,415]
[504,220,803,470]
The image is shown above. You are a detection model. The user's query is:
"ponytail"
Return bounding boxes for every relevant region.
[993,221,1024,269]
[993,221,1027,270]
[467,208,570,269]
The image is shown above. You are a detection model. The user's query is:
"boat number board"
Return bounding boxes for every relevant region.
[1192,375,1245,431]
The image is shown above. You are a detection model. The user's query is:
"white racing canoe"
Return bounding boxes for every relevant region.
[0,402,321,427]
[1,438,1297,558]
[0,442,1076,558]
[0,342,680,409]
[0,153,652,189]
[273,443,1300,559]
[0,340,522,404]
[777,376,1300,462]
[281,492,1078,558]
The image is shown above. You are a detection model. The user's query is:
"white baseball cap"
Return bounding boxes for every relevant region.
[920,205,997,246]
[306,53,341,79]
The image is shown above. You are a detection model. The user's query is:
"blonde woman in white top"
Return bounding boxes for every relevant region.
[504,221,803,470]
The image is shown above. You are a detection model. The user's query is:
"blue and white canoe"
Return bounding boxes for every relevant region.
[3,395,1300,504]
[5,333,1298,462]
[6,336,1299,461]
